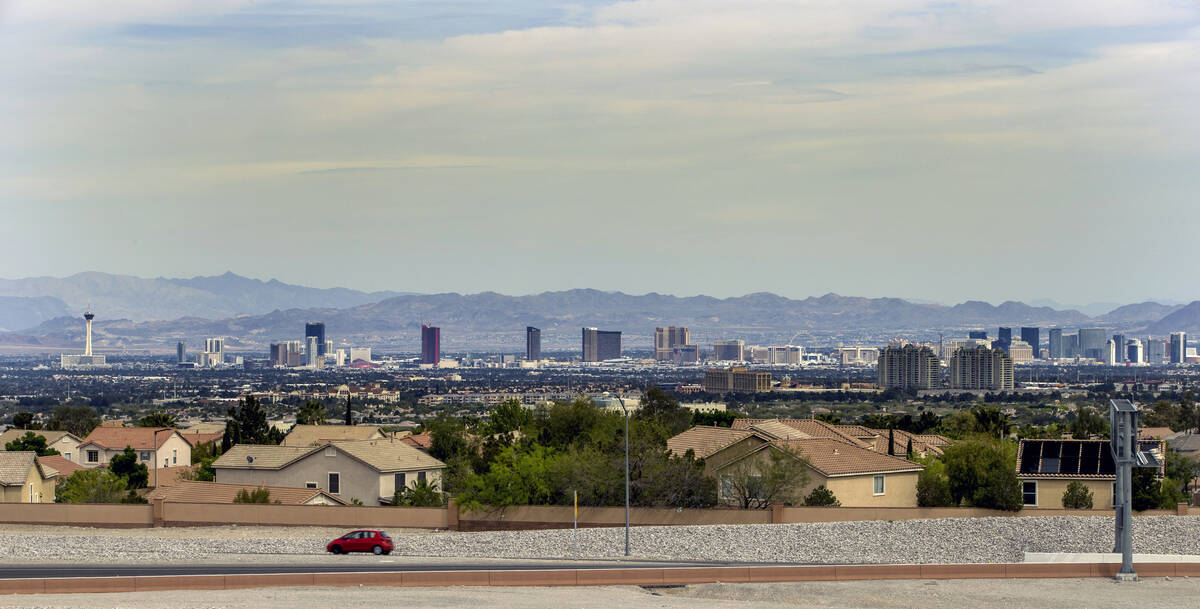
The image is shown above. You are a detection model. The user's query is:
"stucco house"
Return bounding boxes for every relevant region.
[668,423,925,507]
[78,427,193,476]
[213,438,446,505]
[1016,438,1165,509]
[0,429,83,462]
[281,424,387,447]
[0,451,58,503]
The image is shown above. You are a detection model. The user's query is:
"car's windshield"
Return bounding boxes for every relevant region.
[379,532,390,539]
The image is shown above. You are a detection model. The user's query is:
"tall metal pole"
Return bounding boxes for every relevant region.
[624,406,630,557]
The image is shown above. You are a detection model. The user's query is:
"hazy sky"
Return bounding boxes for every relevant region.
[2,1,1198,304]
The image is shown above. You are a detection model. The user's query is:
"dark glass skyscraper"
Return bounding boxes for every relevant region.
[305,322,326,356]
[1048,328,1063,359]
[582,327,621,361]
[421,325,440,364]
[526,326,541,361]
[176,341,186,364]
[1020,327,1039,358]
[996,327,1012,352]
[968,330,988,340]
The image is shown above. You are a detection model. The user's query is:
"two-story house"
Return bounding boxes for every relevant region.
[78,427,193,480]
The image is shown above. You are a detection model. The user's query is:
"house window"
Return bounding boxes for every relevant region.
[63,453,71,462]
[418,471,427,483]
[873,475,885,495]
[719,476,733,500]
[87,450,99,463]
[325,447,337,457]
[172,449,177,465]
[305,482,318,489]
[140,452,151,461]
[328,473,340,494]
[1023,481,1038,506]
[395,473,406,491]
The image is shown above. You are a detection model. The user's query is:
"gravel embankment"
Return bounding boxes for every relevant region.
[2,516,1200,565]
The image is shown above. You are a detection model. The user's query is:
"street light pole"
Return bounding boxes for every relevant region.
[618,395,630,557]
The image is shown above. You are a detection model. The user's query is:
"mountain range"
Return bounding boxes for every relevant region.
[1,272,1197,353]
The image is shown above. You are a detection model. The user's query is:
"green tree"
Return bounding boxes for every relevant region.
[803,485,841,506]
[11,412,40,430]
[719,445,810,509]
[887,427,896,456]
[233,486,273,503]
[296,400,329,425]
[223,395,283,450]
[182,440,221,482]
[4,432,60,456]
[482,399,532,436]
[109,446,149,489]
[906,438,914,460]
[1132,467,1163,511]
[970,406,1012,439]
[635,387,693,437]
[458,444,558,511]
[392,479,445,507]
[56,469,130,504]
[916,463,955,507]
[943,438,1022,511]
[1067,406,1107,439]
[137,411,176,428]
[1164,451,1200,499]
[46,404,100,437]
[1062,481,1094,509]
[692,410,738,428]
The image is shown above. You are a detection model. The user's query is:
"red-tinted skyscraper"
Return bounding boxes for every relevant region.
[421,324,440,365]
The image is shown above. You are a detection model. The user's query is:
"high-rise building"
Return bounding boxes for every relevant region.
[305,322,326,356]
[1007,340,1034,363]
[968,330,988,340]
[526,326,541,361]
[348,347,372,363]
[948,345,1014,390]
[60,309,108,369]
[768,346,803,365]
[654,326,691,361]
[1170,332,1188,364]
[1078,328,1107,360]
[1048,328,1063,359]
[712,339,745,362]
[877,345,942,389]
[270,343,285,367]
[421,325,441,365]
[1020,328,1040,358]
[1111,333,1127,363]
[1146,338,1166,364]
[1064,333,1079,358]
[204,338,224,365]
[306,336,321,368]
[996,327,1013,352]
[1126,339,1144,365]
[581,327,621,361]
[673,345,700,364]
[703,367,772,393]
[176,341,186,364]
[1105,339,1117,366]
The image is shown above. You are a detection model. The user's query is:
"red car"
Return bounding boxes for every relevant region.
[326,530,393,555]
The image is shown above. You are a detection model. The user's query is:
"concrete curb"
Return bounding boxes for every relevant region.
[1,562,1198,595]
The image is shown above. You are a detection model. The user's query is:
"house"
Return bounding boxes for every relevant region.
[1016,438,1165,509]
[78,427,193,473]
[668,423,924,507]
[36,455,85,478]
[0,429,83,462]
[400,432,433,451]
[1139,427,1176,441]
[832,425,951,458]
[0,451,58,502]
[212,438,446,505]
[146,480,349,505]
[281,425,386,447]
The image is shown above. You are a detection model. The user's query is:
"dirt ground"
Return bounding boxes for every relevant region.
[2,579,1199,609]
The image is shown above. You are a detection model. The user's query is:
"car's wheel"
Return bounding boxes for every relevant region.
[372,545,383,555]
[330,545,343,555]
[382,551,392,555]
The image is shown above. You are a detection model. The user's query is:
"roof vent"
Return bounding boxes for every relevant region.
[246,455,254,464]
[833,448,839,455]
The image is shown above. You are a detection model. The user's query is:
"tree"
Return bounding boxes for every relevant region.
[233,486,273,504]
[692,410,738,428]
[1163,450,1200,500]
[11,412,40,430]
[943,438,1022,511]
[916,465,954,507]
[1062,481,1094,509]
[46,404,100,438]
[970,406,1012,439]
[223,395,283,450]
[1067,406,1106,439]
[719,445,810,509]
[1132,467,1163,511]
[458,444,558,511]
[906,438,914,460]
[635,387,692,437]
[344,396,353,426]
[182,440,221,482]
[4,432,60,456]
[392,479,445,507]
[137,411,176,428]
[296,400,328,425]
[109,446,149,489]
[888,428,896,456]
[803,485,841,506]
[482,399,533,436]
[57,469,131,504]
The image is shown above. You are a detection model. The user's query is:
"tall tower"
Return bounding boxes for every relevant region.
[421,324,441,365]
[83,309,95,356]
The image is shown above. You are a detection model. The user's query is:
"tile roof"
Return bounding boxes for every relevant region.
[401,432,433,450]
[36,455,84,477]
[0,451,40,486]
[213,445,317,469]
[82,427,181,450]
[733,419,869,448]
[748,420,812,440]
[1139,427,1176,440]
[667,426,757,459]
[0,429,79,447]
[145,480,349,505]
[181,422,228,434]
[330,439,447,472]
[180,432,223,447]
[281,425,385,447]
[772,439,924,477]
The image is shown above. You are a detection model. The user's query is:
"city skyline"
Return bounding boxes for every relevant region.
[3,2,1199,304]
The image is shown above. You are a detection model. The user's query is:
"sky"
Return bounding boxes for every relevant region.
[1,1,1198,304]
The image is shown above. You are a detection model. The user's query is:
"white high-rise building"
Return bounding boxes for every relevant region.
[1126,339,1144,365]
[204,338,224,365]
[60,309,108,369]
[1105,339,1117,366]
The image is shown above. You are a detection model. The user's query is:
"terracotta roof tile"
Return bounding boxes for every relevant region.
[667,426,756,459]
[0,451,40,485]
[774,439,924,477]
[82,427,181,450]
[0,429,79,447]
[281,425,385,447]
[36,455,84,477]
[733,419,869,448]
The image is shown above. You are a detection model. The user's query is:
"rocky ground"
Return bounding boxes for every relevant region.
[2,516,1200,565]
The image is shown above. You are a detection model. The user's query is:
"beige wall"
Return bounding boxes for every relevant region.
[381,469,444,500]
[819,472,920,508]
[1019,478,1114,510]
[79,433,192,470]
[161,502,448,528]
[49,436,80,463]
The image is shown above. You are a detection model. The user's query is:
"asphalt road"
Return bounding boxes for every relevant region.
[0,559,746,579]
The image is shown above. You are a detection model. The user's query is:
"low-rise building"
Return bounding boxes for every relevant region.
[281,425,387,447]
[0,429,82,462]
[704,367,772,393]
[0,451,58,503]
[1016,438,1164,509]
[78,427,192,472]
